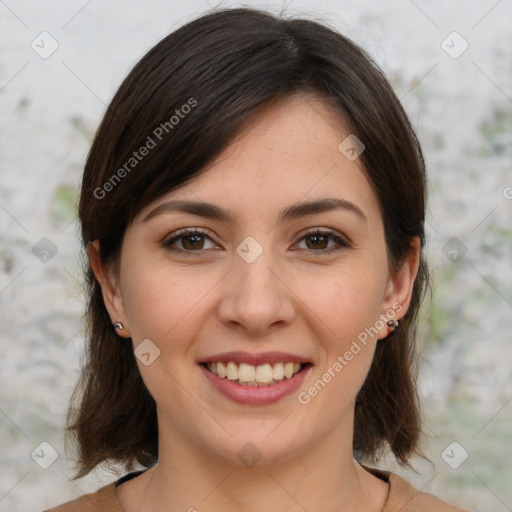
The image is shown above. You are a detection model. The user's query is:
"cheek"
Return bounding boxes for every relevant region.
[301,263,387,347]
[121,269,172,340]
[119,265,208,407]
[120,261,221,346]
[296,271,385,424]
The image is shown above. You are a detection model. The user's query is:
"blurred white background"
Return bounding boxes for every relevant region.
[1,0,511,510]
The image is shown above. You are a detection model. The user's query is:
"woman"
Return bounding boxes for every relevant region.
[46,7,469,511]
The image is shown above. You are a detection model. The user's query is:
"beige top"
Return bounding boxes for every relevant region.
[44,465,470,511]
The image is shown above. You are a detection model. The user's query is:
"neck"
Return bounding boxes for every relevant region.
[127,418,389,512]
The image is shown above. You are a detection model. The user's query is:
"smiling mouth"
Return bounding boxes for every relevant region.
[201,361,311,387]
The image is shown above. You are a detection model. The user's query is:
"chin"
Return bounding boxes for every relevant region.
[196,417,310,469]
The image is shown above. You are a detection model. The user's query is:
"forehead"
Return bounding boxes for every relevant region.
[136,93,382,230]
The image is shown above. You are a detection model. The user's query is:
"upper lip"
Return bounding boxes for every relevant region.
[199,351,312,366]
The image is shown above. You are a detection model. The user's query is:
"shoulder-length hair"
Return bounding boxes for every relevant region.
[68,6,431,478]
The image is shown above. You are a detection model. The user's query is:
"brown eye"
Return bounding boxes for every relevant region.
[304,233,330,250]
[163,228,217,255]
[162,227,349,257]
[180,233,206,250]
[295,229,349,256]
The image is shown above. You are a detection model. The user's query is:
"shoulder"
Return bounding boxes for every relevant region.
[362,464,471,512]
[43,482,122,512]
[386,472,471,511]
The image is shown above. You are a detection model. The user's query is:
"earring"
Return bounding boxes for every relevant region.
[387,319,399,332]
[112,322,124,331]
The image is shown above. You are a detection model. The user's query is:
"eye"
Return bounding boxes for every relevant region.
[162,227,349,256]
[162,228,218,255]
[294,228,349,256]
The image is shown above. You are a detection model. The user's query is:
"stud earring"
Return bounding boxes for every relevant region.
[112,322,124,331]
[387,319,399,332]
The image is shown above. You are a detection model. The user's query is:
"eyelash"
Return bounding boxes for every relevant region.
[162,227,349,257]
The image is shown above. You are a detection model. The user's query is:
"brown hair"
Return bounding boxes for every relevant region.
[67,6,431,479]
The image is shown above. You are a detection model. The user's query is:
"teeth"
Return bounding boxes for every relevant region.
[206,361,304,385]
[239,363,255,382]
[284,362,294,378]
[255,363,273,383]
[217,361,226,378]
[226,361,238,381]
[273,362,284,380]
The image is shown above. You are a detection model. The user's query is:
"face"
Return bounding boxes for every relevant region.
[93,93,419,468]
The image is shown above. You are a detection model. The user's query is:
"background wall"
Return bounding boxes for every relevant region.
[1,0,511,510]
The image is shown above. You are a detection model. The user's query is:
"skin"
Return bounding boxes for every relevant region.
[88,93,420,512]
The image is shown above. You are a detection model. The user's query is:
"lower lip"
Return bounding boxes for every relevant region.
[199,364,312,405]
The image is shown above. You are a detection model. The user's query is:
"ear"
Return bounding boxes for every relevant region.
[377,236,421,338]
[87,240,131,338]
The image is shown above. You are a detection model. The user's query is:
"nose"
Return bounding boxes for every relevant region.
[217,244,296,336]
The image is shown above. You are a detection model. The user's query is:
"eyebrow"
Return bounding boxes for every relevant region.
[142,197,368,225]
